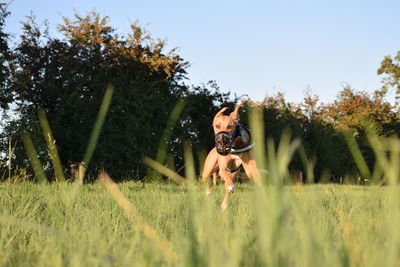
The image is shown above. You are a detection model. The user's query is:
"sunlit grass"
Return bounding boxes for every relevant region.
[4,94,400,267]
[0,182,397,267]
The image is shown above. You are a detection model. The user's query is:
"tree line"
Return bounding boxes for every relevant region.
[0,6,399,183]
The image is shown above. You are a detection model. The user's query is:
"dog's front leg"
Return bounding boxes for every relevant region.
[219,168,234,211]
[202,148,219,195]
[220,170,234,192]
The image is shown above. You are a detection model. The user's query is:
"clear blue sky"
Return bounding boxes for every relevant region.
[4,0,400,103]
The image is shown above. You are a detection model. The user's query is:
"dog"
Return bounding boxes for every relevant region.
[201,105,259,210]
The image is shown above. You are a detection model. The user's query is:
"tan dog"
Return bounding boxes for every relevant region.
[202,105,259,210]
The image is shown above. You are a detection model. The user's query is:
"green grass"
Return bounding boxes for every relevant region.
[0,181,398,267]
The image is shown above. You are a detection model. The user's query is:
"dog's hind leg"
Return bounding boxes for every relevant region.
[212,172,217,186]
[241,153,261,182]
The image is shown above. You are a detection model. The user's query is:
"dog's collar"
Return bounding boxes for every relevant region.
[231,143,254,154]
[230,124,252,153]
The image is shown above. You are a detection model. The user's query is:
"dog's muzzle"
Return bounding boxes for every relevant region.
[215,131,233,155]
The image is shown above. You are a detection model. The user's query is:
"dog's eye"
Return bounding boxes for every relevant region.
[227,125,233,129]
[215,125,220,129]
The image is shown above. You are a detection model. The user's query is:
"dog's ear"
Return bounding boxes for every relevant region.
[215,107,229,118]
[229,105,243,121]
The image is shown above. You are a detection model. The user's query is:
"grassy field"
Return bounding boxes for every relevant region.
[2,106,399,266]
[1,181,399,267]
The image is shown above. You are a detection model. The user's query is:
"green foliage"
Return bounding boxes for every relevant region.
[243,86,399,183]
[322,85,397,133]
[0,11,188,180]
[0,6,400,182]
[0,4,12,108]
[378,51,400,97]
[0,9,239,181]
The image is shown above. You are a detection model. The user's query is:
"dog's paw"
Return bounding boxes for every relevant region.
[205,188,212,196]
[227,185,234,193]
[221,202,228,211]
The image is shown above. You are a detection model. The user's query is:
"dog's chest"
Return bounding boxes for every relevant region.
[227,154,243,167]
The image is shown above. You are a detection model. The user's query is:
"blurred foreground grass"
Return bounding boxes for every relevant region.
[0,182,397,267]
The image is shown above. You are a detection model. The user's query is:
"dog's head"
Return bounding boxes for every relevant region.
[212,105,242,155]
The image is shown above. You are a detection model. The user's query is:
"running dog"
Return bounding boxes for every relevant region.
[201,105,259,210]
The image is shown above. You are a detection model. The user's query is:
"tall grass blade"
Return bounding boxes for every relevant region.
[298,145,315,184]
[99,171,178,264]
[7,138,14,180]
[276,129,300,184]
[383,138,400,266]
[38,108,65,182]
[183,143,204,267]
[197,148,207,178]
[143,156,186,185]
[249,106,301,266]
[249,106,271,265]
[21,132,47,183]
[362,124,400,265]
[183,143,196,182]
[83,84,114,167]
[165,153,176,173]
[365,123,389,184]
[147,99,185,181]
[249,106,266,183]
[344,130,371,181]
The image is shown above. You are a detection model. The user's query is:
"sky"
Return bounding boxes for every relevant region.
[4,0,400,104]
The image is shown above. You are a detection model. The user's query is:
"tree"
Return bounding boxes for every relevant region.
[321,85,397,135]
[0,4,12,108]
[0,11,189,180]
[378,51,400,98]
